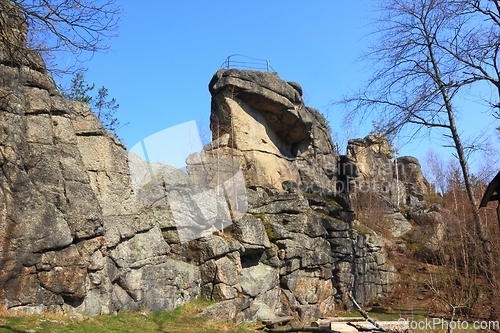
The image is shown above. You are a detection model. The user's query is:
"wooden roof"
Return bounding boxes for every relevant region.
[479,170,500,208]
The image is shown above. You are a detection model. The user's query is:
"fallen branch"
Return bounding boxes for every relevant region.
[263,326,341,333]
[262,317,294,327]
[347,321,410,333]
[347,292,388,332]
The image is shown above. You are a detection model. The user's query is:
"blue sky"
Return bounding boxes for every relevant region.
[60,0,499,176]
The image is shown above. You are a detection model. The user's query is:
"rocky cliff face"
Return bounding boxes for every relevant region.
[0,9,401,321]
[0,7,199,314]
[0,66,397,321]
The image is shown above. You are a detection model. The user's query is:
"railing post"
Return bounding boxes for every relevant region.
[222,55,273,71]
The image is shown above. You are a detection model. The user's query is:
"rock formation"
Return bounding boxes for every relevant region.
[340,135,436,238]
[204,69,336,193]
[0,65,397,321]
[345,134,430,204]
[0,7,403,321]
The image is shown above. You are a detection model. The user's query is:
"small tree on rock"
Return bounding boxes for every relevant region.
[62,70,122,137]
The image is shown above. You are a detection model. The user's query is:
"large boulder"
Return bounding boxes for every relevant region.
[204,69,336,192]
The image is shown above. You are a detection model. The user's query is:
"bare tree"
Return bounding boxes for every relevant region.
[340,0,500,317]
[0,0,121,75]
[424,149,446,195]
[449,0,500,112]
[342,0,496,254]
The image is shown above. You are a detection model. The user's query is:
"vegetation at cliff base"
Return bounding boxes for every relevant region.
[0,300,253,333]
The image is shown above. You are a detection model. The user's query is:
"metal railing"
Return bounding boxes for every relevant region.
[220,54,276,72]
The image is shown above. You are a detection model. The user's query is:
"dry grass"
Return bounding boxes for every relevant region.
[352,190,397,240]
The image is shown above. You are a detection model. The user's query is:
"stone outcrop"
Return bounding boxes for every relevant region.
[0,7,200,314]
[345,134,431,204]
[0,8,399,322]
[204,69,336,193]
[182,72,399,317]
[346,134,393,181]
[342,134,435,238]
[0,61,202,314]
[396,156,431,204]
[341,132,462,278]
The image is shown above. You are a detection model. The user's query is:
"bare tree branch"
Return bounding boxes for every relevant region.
[0,0,122,75]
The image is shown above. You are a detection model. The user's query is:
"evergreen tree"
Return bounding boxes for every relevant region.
[62,71,123,138]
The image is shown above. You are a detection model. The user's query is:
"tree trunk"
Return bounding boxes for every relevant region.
[425,25,497,318]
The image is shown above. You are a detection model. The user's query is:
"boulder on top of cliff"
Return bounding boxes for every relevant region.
[203,69,336,192]
[209,69,311,144]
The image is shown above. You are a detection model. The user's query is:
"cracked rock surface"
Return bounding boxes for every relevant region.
[0,7,399,321]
